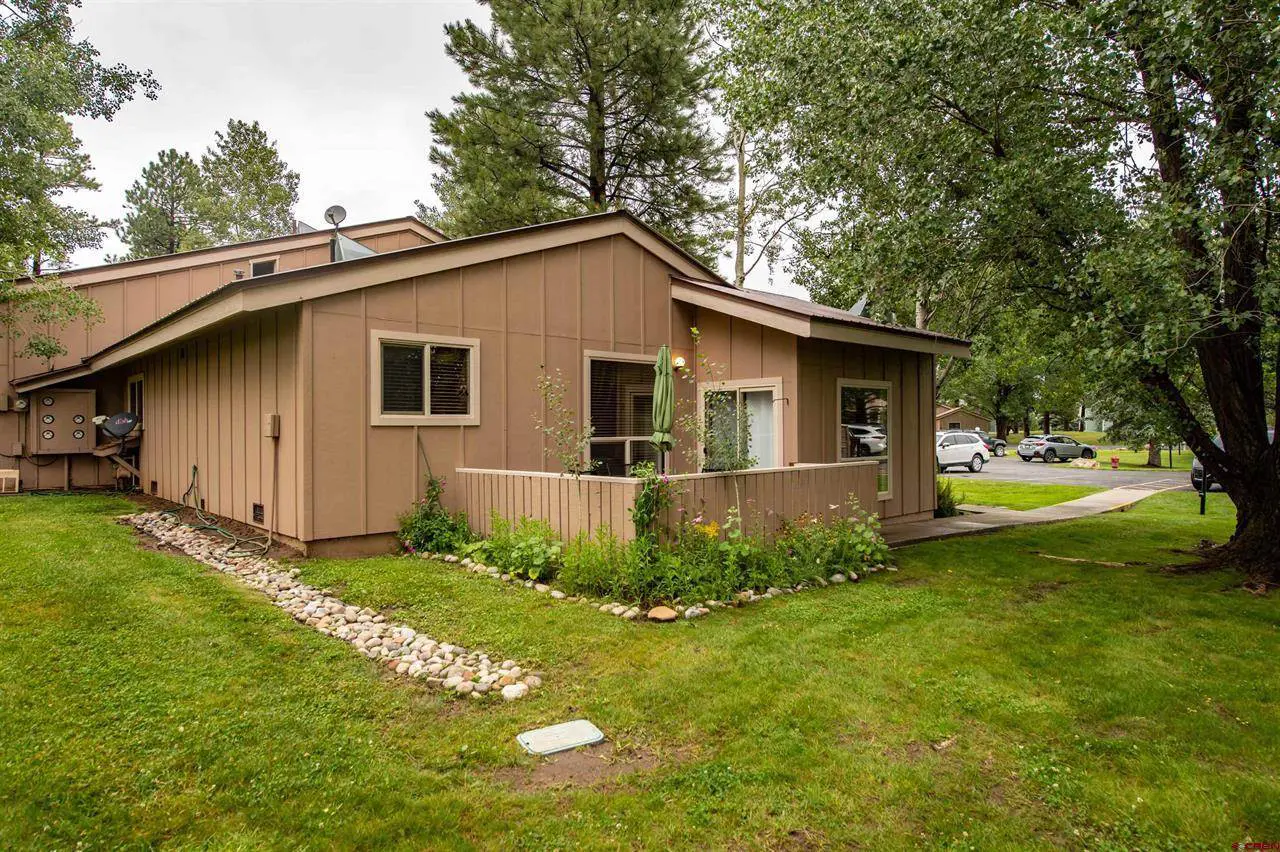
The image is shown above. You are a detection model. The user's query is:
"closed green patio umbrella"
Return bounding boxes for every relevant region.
[650,345,675,471]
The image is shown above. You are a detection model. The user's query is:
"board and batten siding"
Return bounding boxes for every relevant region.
[303,234,695,544]
[0,221,429,491]
[796,339,936,522]
[129,306,306,539]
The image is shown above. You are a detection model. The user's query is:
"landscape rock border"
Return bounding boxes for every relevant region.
[124,512,541,701]
[417,551,893,622]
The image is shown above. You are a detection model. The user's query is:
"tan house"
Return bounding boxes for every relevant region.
[935,405,992,432]
[6,211,969,555]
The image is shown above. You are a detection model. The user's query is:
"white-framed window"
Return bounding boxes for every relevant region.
[837,378,892,498]
[584,351,658,477]
[249,257,278,277]
[370,330,480,426]
[126,373,144,424]
[696,378,784,471]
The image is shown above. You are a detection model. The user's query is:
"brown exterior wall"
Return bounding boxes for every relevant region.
[1,221,427,491]
[302,234,695,545]
[125,306,306,539]
[796,338,936,522]
[936,409,991,431]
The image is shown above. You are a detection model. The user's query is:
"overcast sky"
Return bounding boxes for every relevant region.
[66,0,802,295]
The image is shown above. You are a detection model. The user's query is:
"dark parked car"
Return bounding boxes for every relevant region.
[972,429,1006,457]
[1192,431,1274,490]
[1017,434,1097,463]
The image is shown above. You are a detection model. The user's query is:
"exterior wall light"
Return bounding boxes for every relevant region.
[672,355,688,369]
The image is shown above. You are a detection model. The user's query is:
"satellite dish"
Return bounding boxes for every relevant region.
[323,205,347,227]
[101,411,139,439]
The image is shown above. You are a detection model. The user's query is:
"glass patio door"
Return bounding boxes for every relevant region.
[701,383,779,471]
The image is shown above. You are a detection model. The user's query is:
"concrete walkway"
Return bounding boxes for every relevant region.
[882,480,1188,548]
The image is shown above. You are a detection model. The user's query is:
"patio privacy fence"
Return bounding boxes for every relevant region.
[453,461,880,542]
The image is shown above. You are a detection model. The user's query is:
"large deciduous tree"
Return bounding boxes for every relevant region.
[116,149,210,259]
[720,0,1280,581]
[425,0,727,261]
[200,119,300,244]
[0,0,156,356]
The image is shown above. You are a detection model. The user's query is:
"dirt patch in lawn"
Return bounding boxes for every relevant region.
[494,742,664,791]
[1018,580,1068,602]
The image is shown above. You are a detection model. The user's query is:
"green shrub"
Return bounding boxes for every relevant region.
[775,499,891,577]
[935,478,963,518]
[560,527,630,592]
[463,497,890,605]
[397,474,471,554]
[462,514,563,581]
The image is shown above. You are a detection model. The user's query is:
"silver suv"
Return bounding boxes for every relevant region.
[1017,434,1097,463]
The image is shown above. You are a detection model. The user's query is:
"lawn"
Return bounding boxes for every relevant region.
[943,478,1104,510]
[1,491,1276,848]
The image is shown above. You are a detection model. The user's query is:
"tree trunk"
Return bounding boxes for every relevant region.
[995,418,1008,440]
[1213,472,1280,585]
[1146,441,1162,467]
[1042,412,1051,434]
[1022,415,1031,436]
[586,84,608,210]
[733,128,747,288]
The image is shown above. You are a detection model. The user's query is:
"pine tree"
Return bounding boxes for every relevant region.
[116,149,211,259]
[200,119,300,243]
[427,0,727,261]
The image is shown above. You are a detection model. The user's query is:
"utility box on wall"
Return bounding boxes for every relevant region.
[31,390,96,455]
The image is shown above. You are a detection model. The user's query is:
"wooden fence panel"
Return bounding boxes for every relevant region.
[454,462,880,542]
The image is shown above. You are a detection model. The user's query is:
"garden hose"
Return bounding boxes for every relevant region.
[161,465,271,559]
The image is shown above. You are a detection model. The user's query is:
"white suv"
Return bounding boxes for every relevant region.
[936,431,990,473]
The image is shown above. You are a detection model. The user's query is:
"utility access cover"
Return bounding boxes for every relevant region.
[517,719,605,756]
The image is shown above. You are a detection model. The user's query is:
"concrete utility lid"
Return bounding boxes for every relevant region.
[517,719,605,756]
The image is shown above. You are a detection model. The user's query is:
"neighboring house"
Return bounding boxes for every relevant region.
[7,211,969,555]
[935,405,992,432]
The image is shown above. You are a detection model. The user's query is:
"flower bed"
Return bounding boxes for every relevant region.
[401,472,892,622]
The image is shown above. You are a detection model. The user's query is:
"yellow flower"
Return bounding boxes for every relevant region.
[696,520,720,538]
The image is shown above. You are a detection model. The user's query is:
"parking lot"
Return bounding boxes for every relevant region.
[944,453,1190,488]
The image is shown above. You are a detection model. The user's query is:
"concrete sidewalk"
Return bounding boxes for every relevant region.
[882,481,1188,548]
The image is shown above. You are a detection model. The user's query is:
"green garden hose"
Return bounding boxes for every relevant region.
[161,465,270,559]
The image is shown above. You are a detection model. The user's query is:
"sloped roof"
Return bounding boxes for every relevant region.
[13,210,969,392]
[671,275,970,349]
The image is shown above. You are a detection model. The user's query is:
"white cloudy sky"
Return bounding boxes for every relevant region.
[66,0,802,295]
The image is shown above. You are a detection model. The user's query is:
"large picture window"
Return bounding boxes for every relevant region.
[370,331,479,426]
[586,354,658,477]
[837,379,891,497]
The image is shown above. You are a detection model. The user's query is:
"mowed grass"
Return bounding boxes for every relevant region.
[1,491,1277,848]
[944,478,1105,510]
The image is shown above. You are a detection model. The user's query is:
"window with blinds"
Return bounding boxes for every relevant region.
[381,343,425,414]
[428,346,470,415]
[373,333,478,425]
[588,357,656,477]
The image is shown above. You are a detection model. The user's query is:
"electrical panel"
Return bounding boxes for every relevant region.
[31,390,96,455]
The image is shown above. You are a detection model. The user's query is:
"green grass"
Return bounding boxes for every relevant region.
[1,491,1276,848]
[1107,448,1195,471]
[944,478,1105,510]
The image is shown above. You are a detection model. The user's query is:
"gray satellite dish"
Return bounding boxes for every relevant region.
[323,205,347,227]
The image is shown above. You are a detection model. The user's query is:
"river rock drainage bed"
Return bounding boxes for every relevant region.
[124,512,541,701]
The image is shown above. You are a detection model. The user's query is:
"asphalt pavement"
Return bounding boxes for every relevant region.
[943,453,1191,488]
